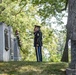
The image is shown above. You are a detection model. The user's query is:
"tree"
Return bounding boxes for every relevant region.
[61,0,76,63]
[66,0,76,65]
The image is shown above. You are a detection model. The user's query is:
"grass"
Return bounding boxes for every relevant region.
[0,61,68,75]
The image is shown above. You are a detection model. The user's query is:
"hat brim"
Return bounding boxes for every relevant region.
[35,25,41,28]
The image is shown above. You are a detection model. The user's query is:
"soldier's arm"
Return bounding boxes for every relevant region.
[36,33,39,46]
[37,32,42,43]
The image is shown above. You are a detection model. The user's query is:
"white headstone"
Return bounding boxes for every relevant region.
[8,26,14,61]
[0,22,21,61]
[14,38,21,61]
[0,22,10,61]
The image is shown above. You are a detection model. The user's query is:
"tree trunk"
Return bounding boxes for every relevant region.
[61,32,69,62]
[61,0,76,63]
[66,0,76,68]
[66,0,76,40]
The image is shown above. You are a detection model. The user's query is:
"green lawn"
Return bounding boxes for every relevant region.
[0,61,68,75]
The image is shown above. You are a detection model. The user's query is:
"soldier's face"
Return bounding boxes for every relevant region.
[35,27,39,31]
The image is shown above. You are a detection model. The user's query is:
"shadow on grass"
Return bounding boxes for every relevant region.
[0,61,68,75]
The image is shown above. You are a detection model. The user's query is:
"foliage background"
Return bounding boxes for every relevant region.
[0,0,67,62]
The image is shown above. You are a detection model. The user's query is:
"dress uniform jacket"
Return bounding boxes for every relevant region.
[34,31,42,47]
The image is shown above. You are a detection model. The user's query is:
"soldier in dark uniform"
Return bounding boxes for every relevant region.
[34,25,42,62]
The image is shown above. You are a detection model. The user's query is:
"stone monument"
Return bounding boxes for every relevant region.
[0,22,21,61]
[14,37,21,61]
[0,22,10,61]
[8,26,21,61]
[8,26,15,61]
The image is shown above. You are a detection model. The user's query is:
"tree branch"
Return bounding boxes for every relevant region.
[61,0,68,11]
[15,4,26,16]
[0,7,5,14]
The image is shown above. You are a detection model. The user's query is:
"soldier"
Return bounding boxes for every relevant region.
[34,25,42,62]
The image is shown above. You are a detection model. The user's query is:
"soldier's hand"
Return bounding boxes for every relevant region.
[36,44,39,47]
